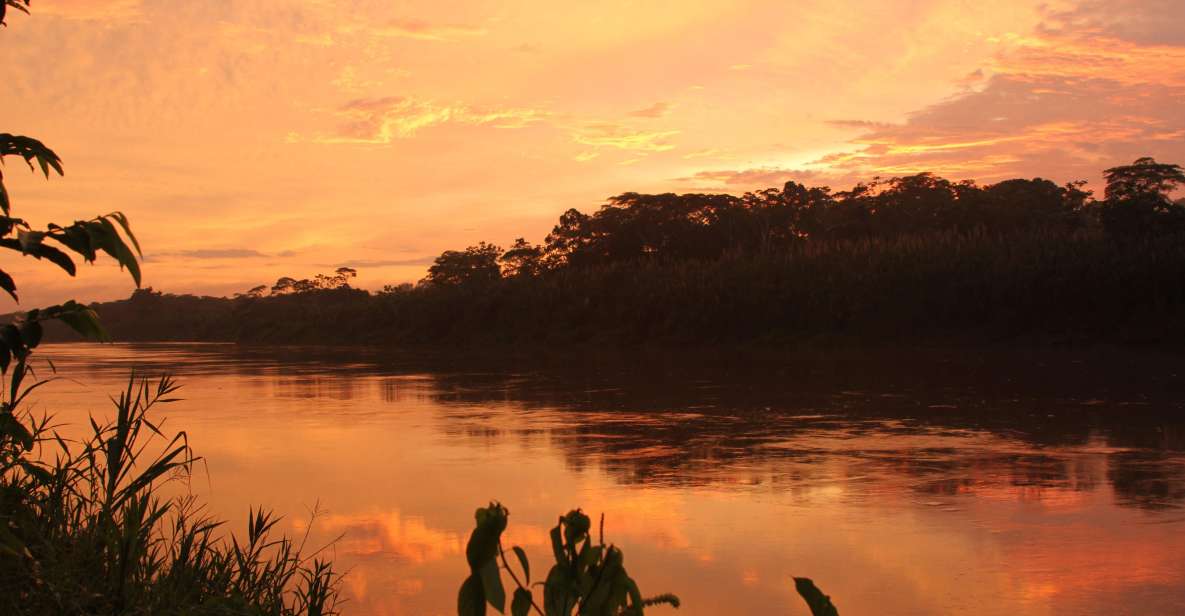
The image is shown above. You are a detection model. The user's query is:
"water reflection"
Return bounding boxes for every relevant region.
[30,343,1185,615]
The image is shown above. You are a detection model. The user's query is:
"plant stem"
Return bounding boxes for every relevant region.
[498,541,545,616]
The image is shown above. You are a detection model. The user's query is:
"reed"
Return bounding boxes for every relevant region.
[0,369,340,615]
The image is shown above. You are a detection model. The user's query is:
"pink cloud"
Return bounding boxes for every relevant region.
[815,0,1185,186]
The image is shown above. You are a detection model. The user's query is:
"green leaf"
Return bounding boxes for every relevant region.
[0,269,16,301]
[458,573,487,616]
[17,229,43,252]
[108,211,142,256]
[51,302,108,341]
[793,578,839,616]
[0,134,62,179]
[0,411,34,451]
[550,524,566,568]
[512,545,530,585]
[30,243,77,276]
[48,223,96,261]
[92,217,141,286]
[543,566,570,616]
[577,543,602,574]
[478,558,505,613]
[18,459,51,483]
[511,588,533,616]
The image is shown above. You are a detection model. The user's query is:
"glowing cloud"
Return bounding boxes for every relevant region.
[573,125,680,152]
[2,0,1184,304]
[313,96,547,144]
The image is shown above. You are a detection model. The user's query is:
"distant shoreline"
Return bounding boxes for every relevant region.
[19,228,1185,351]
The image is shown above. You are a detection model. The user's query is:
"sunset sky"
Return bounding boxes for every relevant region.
[3,0,1184,306]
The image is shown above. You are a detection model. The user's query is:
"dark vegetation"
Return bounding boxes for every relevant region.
[47,157,1185,347]
[456,504,680,616]
[454,502,836,616]
[1,4,340,613]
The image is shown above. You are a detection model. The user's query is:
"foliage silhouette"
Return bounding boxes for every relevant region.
[0,1,30,27]
[29,158,1185,347]
[1099,158,1185,238]
[456,503,845,615]
[0,6,341,614]
[0,375,341,615]
[457,503,679,616]
[427,242,504,287]
[267,267,358,296]
[500,238,546,279]
[793,578,839,616]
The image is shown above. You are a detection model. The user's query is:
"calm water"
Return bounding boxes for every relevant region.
[28,343,1185,615]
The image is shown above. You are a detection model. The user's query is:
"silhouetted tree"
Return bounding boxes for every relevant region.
[266,268,358,296]
[1099,157,1185,237]
[424,242,502,286]
[315,266,357,290]
[381,282,415,294]
[240,285,267,298]
[748,181,832,244]
[974,178,1090,231]
[499,238,544,278]
[271,277,298,295]
[544,208,595,268]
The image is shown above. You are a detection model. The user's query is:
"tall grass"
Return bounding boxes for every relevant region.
[0,370,340,615]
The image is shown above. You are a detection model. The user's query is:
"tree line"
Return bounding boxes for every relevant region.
[413,158,1183,289]
[31,157,1185,347]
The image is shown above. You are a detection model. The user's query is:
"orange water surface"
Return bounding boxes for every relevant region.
[28,343,1185,616]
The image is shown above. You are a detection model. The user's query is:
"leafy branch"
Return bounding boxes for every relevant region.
[0,1,31,28]
[0,132,142,369]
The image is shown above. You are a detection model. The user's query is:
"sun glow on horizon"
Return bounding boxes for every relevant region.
[1,0,1183,306]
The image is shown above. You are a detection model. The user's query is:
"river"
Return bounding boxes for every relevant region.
[28,343,1185,615]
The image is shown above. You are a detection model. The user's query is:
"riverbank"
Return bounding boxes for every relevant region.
[17,229,1185,349]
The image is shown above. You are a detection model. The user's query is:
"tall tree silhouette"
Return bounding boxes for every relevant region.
[1100,157,1185,237]
[425,242,503,286]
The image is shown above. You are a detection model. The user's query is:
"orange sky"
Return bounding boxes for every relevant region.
[3,0,1184,306]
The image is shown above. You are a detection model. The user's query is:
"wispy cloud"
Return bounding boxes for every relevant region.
[815,73,1185,182]
[144,249,270,263]
[344,19,487,42]
[826,119,894,131]
[681,148,723,160]
[312,96,547,144]
[335,257,436,268]
[676,167,822,189]
[572,124,679,152]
